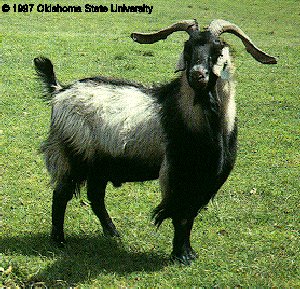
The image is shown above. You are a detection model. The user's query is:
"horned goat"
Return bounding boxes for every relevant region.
[34,19,277,265]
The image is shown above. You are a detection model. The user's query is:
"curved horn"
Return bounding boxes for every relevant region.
[208,19,277,64]
[131,19,198,44]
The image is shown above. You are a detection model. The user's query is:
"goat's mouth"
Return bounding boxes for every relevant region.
[188,65,210,89]
[188,72,209,90]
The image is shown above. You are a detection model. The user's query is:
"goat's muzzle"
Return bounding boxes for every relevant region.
[189,65,209,89]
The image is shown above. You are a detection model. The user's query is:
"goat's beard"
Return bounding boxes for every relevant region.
[187,68,219,91]
[192,73,219,107]
[187,73,208,91]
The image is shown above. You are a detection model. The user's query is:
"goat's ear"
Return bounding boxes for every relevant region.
[175,52,186,72]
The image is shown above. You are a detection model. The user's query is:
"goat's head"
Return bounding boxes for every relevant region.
[177,30,229,90]
[131,19,277,90]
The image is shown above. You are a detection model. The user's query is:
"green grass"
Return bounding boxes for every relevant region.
[1,0,299,287]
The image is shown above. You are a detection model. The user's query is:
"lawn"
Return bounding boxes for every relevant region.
[1,0,299,287]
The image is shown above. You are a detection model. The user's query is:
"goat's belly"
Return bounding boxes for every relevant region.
[105,156,162,186]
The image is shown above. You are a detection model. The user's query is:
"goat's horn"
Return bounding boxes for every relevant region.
[208,19,277,64]
[131,19,199,44]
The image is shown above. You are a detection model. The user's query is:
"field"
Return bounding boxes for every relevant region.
[1,0,299,287]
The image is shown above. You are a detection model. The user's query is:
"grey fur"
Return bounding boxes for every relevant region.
[42,81,165,185]
[34,19,276,264]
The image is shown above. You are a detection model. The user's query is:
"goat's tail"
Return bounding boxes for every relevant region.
[34,57,62,97]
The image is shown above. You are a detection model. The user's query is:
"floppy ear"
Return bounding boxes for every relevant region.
[175,51,186,72]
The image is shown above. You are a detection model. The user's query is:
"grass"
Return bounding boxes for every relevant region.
[1,0,299,287]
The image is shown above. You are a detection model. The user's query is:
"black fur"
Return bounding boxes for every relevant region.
[150,31,238,263]
[35,29,238,265]
[153,81,237,227]
[34,57,60,96]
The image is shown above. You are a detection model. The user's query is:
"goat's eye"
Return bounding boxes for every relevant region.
[213,39,221,45]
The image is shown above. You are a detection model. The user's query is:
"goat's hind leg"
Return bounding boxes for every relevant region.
[87,176,120,237]
[184,218,198,260]
[51,176,75,246]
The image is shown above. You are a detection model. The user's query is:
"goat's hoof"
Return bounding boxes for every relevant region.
[170,253,192,266]
[102,218,120,238]
[103,226,120,238]
[104,229,120,238]
[51,228,66,247]
[55,240,66,248]
[170,247,198,265]
[187,248,198,260]
[50,235,66,248]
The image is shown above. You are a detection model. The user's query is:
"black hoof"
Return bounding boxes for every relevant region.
[103,228,120,238]
[50,235,66,248]
[187,248,198,260]
[51,227,66,247]
[103,222,120,238]
[170,253,191,266]
[171,248,198,265]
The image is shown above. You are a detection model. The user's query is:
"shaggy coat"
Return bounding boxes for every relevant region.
[34,19,276,265]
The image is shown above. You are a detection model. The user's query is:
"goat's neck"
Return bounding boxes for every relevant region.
[179,72,236,135]
[178,73,204,132]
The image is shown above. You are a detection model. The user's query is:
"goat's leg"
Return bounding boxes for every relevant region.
[51,177,75,246]
[87,177,120,237]
[171,216,197,265]
[184,218,198,260]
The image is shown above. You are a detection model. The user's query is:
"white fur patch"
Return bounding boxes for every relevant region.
[213,47,236,133]
[213,47,231,79]
[51,82,165,162]
[223,81,236,133]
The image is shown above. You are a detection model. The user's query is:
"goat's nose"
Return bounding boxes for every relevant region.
[191,65,209,82]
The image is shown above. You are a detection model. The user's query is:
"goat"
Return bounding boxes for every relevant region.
[34,19,276,265]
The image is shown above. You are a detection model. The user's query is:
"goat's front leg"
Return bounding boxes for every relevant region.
[87,176,120,238]
[171,217,197,265]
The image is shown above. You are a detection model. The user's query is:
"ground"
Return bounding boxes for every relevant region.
[1,0,299,286]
